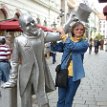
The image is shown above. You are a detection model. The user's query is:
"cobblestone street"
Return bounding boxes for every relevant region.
[43,49,107,107]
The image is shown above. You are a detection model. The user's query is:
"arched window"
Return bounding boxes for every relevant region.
[0,8,7,20]
[0,4,9,20]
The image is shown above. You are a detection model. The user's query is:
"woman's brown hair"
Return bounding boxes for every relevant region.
[71,22,85,37]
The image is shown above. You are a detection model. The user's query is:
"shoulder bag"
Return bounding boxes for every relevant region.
[55,52,71,88]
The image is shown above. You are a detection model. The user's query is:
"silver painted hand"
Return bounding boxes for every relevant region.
[1,79,16,88]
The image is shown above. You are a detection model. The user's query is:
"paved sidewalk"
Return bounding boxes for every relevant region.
[42,50,107,107]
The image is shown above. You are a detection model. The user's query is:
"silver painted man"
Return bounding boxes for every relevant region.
[2,13,78,107]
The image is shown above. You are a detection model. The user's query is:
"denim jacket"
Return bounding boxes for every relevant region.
[52,37,89,81]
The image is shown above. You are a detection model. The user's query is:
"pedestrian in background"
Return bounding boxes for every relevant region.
[52,22,89,107]
[44,42,51,58]
[50,41,57,64]
[89,38,93,54]
[104,39,107,51]
[0,37,11,85]
[100,39,104,50]
[94,39,100,54]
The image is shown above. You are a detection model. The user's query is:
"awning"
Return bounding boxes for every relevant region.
[0,18,53,32]
[103,5,107,16]
[0,19,20,31]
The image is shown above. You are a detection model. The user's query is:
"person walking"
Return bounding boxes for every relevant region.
[44,42,51,58]
[94,39,100,54]
[104,39,107,51]
[100,39,104,50]
[0,37,11,85]
[89,38,93,54]
[50,42,57,64]
[52,22,89,107]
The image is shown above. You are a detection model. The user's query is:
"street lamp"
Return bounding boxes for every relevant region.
[57,9,65,25]
[59,9,64,18]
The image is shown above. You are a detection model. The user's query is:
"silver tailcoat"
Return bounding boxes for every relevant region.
[9,29,60,102]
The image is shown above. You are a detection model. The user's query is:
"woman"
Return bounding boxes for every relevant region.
[52,22,89,107]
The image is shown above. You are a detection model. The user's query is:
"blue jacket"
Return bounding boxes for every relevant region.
[52,37,89,81]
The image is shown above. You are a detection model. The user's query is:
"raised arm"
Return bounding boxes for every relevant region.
[44,12,79,43]
[66,39,89,53]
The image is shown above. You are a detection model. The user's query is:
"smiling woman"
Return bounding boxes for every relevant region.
[71,22,85,37]
[51,21,89,107]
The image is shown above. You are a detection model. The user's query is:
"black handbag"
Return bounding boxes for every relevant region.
[55,53,71,88]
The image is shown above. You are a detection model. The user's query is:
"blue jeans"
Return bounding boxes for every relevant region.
[57,77,81,107]
[0,61,11,82]
[52,53,56,64]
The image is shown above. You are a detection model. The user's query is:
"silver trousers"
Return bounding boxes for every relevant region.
[21,64,49,107]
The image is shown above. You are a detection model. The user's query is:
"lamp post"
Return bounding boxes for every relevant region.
[60,9,64,25]
[57,9,64,25]
[59,9,64,18]
[51,21,57,28]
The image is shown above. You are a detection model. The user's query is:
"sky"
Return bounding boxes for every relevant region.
[76,0,107,13]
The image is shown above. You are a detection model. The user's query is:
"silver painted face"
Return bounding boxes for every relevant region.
[19,14,39,36]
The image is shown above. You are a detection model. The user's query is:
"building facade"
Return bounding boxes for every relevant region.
[0,0,61,27]
[99,19,107,38]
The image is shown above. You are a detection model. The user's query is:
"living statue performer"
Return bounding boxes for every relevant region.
[1,13,78,107]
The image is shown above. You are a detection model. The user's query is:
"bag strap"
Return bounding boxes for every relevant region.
[61,52,71,67]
